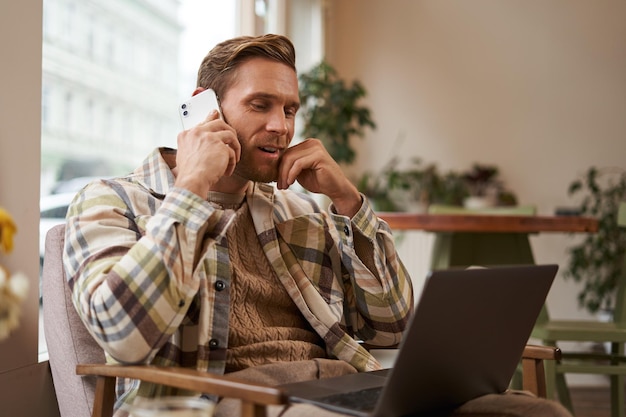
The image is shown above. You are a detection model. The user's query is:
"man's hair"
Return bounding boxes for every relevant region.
[196,34,297,100]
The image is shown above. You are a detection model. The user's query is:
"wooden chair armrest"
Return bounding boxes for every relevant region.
[76,364,287,417]
[522,344,562,361]
[520,345,561,398]
[361,342,560,399]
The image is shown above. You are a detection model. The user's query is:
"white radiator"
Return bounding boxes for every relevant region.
[393,231,434,301]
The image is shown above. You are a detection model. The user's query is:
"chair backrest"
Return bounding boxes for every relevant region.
[42,224,105,417]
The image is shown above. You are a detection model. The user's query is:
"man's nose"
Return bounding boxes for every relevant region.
[267,110,288,135]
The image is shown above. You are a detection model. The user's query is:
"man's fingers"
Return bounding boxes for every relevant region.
[223,137,241,162]
[202,109,221,123]
[277,145,322,190]
[223,145,238,176]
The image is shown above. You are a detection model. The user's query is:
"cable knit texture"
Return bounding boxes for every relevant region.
[225,202,326,372]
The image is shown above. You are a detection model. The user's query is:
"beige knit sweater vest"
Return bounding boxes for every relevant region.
[223,200,326,372]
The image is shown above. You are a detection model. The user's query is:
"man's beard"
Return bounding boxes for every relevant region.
[232,135,282,184]
[233,159,278,183]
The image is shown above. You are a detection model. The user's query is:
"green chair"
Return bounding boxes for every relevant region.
[531,201,626,417]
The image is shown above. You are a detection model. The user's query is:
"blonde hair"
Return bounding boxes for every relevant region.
[196,34,297,100]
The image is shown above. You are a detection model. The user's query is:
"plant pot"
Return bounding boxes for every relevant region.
[404,201,429,213]
[388,189,428,213]
[463,196,495,209]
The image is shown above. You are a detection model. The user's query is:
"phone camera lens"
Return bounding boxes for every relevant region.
[181,103,187,110]
[183,110,188,116]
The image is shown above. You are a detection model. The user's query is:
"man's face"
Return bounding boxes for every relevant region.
[219,57,300,184]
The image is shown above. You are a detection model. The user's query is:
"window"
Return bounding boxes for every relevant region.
[39,0,238,360]
[39,0,324,361]
[255,0,270,34]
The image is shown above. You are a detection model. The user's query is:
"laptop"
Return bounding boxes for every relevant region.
[280,264,558,417]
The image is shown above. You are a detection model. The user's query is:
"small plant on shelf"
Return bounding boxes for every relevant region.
[357,158,469,211]
[461,163,517,208]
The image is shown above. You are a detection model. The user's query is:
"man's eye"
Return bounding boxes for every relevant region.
[251,102,268,111]
[285,108,297,118]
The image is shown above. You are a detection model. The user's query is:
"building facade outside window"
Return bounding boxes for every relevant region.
[41,0,186,194]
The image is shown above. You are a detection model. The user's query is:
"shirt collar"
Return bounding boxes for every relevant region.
[131,147,176,196]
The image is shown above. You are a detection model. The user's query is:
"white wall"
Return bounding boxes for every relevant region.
[0,1,59,415]
[0,1,43,364]
[325,0,626,325]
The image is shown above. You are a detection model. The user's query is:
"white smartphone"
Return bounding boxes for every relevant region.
[179,88,222,130]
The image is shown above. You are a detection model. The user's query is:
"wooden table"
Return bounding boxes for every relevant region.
[378,212,599,394]
[377,212,598,269]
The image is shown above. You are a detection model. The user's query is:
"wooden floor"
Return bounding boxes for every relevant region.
[570,386,617,417]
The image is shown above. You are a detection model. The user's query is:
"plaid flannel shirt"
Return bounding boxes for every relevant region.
[63,147,414,409]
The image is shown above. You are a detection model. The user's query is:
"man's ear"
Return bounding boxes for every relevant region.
[192,87,206,97]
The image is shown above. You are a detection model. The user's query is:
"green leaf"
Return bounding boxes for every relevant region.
[299,60,376,165]
[563,167,626,313]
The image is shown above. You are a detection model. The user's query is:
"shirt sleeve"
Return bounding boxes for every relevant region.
[329,196,414,346]
[63,181,233,364]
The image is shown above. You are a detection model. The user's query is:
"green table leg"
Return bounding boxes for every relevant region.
[429,232,539,393]
[430,232,535,269]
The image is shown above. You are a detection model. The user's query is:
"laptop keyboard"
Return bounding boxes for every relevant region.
[316,386,383,412]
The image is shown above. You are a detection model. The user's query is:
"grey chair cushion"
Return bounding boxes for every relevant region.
[43,224,105,417]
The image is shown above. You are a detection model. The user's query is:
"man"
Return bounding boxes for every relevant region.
[64,34,570,417]
[64,34,412,415]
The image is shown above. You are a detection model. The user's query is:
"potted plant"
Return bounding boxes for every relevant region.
[357,157,470,212]
[298,61,376,165]
[563,166,626,315]
[385,158,442,212]
[355,169,397,212]
[431,171,469,207]
[461,163,517,208]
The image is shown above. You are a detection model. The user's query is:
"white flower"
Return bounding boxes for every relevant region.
[8,271,28,300]
[0,269,29,341]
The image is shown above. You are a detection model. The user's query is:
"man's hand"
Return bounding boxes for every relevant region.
[277,139,362,217]
[174,110,241,198]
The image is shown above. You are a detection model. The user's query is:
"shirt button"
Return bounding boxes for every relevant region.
[209,339,219,349]
[215,280,226,291]
[178,300,185,307]
[343,225,350,236]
